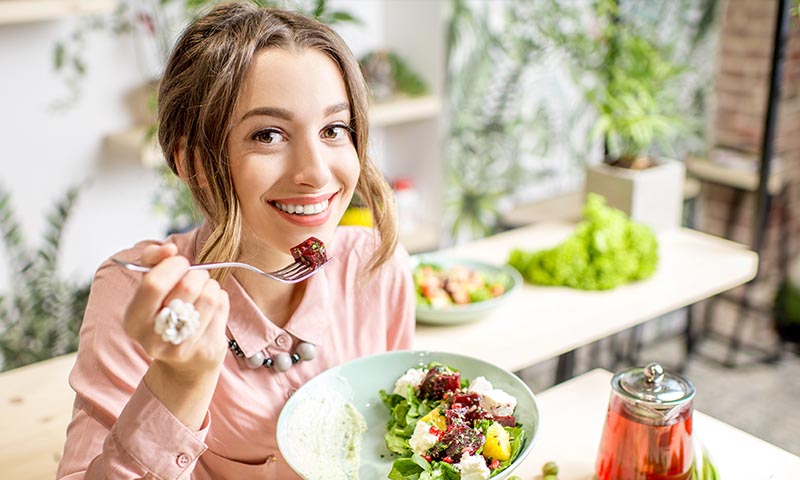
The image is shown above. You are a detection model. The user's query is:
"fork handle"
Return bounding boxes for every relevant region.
[112,258,258,274]
[187,262,248,271]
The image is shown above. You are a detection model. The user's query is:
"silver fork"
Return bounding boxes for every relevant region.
[111,256,332,284]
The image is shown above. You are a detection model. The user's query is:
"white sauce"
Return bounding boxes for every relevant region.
[283,389,367,480]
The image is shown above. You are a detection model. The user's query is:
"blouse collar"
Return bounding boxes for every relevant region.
[179,224,333,358]
[223,270,331,357]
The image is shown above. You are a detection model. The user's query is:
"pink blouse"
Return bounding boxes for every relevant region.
[56,226,415,479]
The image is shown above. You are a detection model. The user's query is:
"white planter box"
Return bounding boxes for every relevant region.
[585,160,685,233]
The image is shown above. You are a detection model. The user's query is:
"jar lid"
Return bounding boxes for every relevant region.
[612,362,695,405]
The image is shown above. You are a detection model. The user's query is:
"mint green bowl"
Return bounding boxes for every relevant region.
[277,350,540,480]
[411,255,523,325]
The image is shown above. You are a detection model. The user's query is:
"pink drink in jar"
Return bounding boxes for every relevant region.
[596,363,695,480]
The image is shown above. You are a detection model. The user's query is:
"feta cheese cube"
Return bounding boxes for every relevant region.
[408,420,439,456]
[457,453,491,480]
[480,388,517,417]
[393,368,427,398]
[467,376,493,395]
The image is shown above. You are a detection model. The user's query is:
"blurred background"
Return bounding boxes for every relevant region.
[1,0,798,459]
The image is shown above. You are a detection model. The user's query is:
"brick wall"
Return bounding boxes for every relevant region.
[700,0,800,298]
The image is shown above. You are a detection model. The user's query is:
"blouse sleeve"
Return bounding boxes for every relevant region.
[56,255,209,480]
[384,243,416,351]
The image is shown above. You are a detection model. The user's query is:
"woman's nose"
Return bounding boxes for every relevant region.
[292,136,332,187]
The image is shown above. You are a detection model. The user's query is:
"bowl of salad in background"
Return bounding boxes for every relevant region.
[411,254,523,325]
[276,350,539,480]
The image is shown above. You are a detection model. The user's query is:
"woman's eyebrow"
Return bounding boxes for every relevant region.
[241,106,293,122]
[239,102,349,123]
[325,102,350,116]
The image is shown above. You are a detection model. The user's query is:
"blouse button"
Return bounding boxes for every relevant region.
[176,453,192,467]
[275,334,289,347]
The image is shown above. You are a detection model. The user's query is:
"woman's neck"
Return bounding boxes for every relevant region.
[234,270,307,329]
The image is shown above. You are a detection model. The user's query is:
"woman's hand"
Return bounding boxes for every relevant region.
[123,243,230,429]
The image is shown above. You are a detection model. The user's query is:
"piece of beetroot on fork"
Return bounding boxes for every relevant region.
[290,237,327,268]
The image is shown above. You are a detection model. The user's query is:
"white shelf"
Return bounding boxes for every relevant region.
[686,150,787,195]
[0,0,114,25]
[104,124,163,168]
[370,94,442,127]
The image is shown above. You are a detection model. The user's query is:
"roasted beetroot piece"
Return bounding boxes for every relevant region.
[290,237,327,267]
[491,415,517,427]
[463,405,492,424]
[449,392,481,408]
[419,367,461,401]
[444,405,468,426]
[436,424,484,462]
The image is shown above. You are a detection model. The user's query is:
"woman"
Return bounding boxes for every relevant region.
[56,2,415,478]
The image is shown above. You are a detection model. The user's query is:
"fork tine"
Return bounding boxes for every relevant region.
[271,261,306,276]
[283,265,314,282]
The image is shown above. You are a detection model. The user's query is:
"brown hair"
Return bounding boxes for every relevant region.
[157,1,397,281]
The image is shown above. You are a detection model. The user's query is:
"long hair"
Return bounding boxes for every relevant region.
[157,1,397,281]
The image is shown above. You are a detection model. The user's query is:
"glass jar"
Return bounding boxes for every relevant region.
[393,177,419,236]
[596,362,695,480]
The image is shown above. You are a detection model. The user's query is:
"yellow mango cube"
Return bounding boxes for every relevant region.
[483,422,511,461]
[420,407,447,432]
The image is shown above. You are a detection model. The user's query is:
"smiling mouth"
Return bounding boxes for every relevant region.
[271,198,331,216]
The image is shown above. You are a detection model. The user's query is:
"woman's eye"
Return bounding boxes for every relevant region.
[252,129,285,144]
[321,124,350,140]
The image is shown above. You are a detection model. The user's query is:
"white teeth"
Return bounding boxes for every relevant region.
[275,199,329,216]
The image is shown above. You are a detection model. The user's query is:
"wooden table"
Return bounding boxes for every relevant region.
[518,369,800,479]
[413,222,759,373]
[0,353,76,480]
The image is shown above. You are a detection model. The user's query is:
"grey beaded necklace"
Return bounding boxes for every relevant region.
[227,338,317,372]
[224,237,324,372]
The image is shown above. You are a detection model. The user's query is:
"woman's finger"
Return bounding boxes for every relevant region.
[183,279,227,349]
[140,242,179,267]
[153,279,229,367]
[161,268,210,309]
[124,255,190,339]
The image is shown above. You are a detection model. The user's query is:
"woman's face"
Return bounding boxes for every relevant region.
[227,48,359,266]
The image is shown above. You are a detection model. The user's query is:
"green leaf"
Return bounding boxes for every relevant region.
[388,454,432,480]
[329,11,361,25]
[73,58,85,76]
[184,0,213,10]
[53,42,65,70]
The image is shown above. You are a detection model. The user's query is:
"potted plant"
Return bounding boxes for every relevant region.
[774,257,800,345]
[0,184,91,371]
[582,28,688,232]
[554,0,690,233]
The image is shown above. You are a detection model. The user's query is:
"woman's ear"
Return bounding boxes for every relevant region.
[173,138,209,188]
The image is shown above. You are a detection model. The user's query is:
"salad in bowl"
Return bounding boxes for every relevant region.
[380,363,531,479]
[276,351,538,480]
[412,255,522,325]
